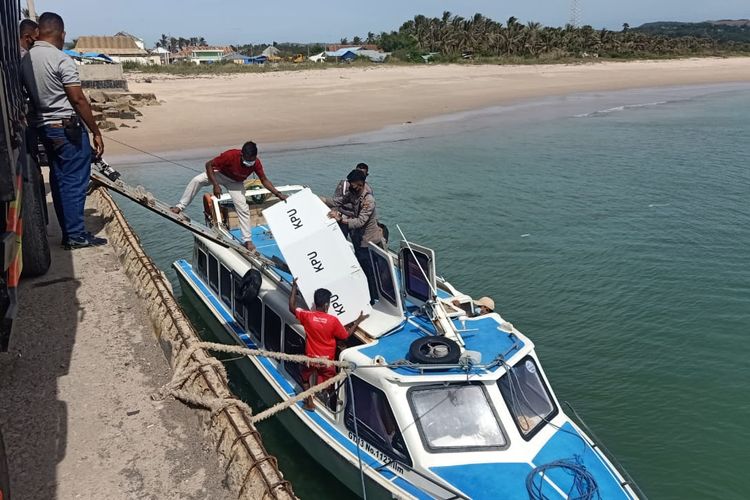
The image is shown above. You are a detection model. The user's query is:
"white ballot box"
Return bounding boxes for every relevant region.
[262,188,372,325]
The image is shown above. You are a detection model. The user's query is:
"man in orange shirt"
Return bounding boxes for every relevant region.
[171,141,287,250]
[288,278,367,410]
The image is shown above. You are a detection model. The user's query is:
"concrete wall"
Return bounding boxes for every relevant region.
[78,64,127,90]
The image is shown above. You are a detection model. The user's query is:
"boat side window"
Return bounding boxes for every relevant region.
[197,249,207,280]
[408,383,507,452]
[345,376,411,466]
[497,356,558,440]
[231,272,243,323]
[219,265,232,306]
[208,254,219,292]
[263,305,282,352]
[245,295,262,340]
[282,324,305,386]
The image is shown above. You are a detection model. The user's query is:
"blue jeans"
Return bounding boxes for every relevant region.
[39,125,91,240]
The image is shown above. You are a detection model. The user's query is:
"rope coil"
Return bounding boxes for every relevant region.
[526,457,600,500]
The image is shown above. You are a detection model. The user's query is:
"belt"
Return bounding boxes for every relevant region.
[42,116,77,128]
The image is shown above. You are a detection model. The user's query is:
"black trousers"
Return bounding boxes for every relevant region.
[355,246,377,304]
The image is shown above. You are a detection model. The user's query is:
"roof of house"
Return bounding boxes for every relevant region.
[325,47,361,57]
[326,43,379,52]
[223,52,252,60]
[261,46,280,57]
[74,36,148,55]
[357,49,390,62]
[174,46,232,58]
[114,31,143,42]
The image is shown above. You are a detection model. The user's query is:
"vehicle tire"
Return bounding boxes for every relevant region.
[407,336,461,365]
[0,426,10,500]
[21,157,51,278]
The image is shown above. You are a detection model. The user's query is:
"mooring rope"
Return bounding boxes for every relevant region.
[154,341,356,424]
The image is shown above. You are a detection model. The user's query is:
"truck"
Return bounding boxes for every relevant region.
[0,1,51,353]
[1,3,53,495]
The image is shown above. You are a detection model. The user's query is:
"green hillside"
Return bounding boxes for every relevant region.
[635,20,750,43]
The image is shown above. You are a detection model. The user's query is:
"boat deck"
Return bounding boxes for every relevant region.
[230,227,528,375]
[358,313,526,375]
[232,226,294,281]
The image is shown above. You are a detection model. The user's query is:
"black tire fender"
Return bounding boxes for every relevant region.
[236,269,262,306]
[407,336,461,365]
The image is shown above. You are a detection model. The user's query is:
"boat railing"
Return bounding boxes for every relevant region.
[563,401,648,500]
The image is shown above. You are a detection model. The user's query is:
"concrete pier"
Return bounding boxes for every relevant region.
[0,181,289,499]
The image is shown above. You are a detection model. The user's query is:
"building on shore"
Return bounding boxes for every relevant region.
[114,31,145,50]
[73,35,151,64]
[152,46,171,65]
[323,46,390,63]
[174,46,232,65]
[260,46,281,62]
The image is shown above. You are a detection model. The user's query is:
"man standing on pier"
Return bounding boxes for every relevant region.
[171,141,287,251]
[21,12,107,249]
[19,19,38,58]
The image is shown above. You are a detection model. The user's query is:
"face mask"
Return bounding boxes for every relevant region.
[242,159,256,167]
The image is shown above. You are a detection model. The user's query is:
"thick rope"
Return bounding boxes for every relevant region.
[178,341,352,369]
[155,340,356,424]
[250,370,350,424]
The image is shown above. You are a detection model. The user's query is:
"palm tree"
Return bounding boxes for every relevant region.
[525,21,542,56]
[505,17,523,55]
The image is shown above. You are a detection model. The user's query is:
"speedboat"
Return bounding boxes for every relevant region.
[173,187,643,499]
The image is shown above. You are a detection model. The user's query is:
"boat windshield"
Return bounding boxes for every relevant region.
[497,356,558,440]
[409,384,507,452]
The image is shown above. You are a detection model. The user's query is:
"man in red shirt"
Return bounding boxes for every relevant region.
[288,278,367,410]
[171,141,287,250]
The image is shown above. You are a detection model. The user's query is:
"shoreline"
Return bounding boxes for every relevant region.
[104,58,750,161]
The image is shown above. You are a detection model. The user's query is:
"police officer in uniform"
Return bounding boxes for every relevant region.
[21,12,106,249]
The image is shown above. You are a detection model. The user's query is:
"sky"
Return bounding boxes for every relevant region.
[31,0,750,47]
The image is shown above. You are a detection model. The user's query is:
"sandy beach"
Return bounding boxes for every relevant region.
[106,58,750,158]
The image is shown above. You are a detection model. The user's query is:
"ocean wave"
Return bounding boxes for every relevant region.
[574,101,671,118]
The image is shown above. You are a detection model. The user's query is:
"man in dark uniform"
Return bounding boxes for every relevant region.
[323,162,372,238]
[328,169,384,304]
[21,12,106,249]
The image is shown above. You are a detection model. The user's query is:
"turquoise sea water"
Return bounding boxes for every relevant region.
[112,83,750,499]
